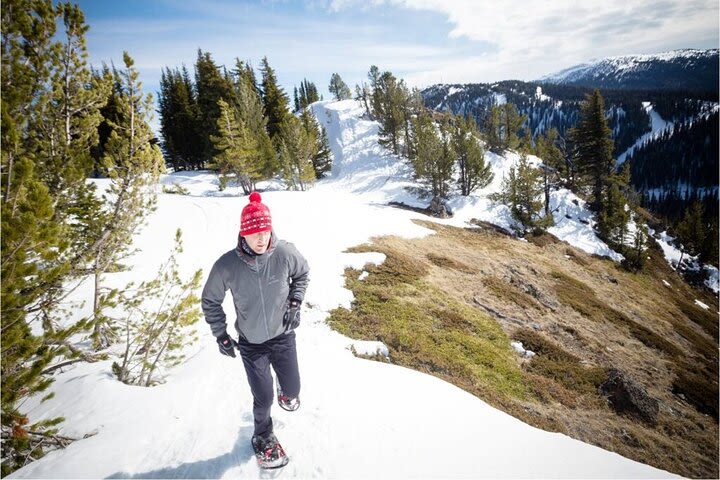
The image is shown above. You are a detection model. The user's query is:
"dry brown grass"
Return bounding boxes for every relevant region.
[329,219,718,478]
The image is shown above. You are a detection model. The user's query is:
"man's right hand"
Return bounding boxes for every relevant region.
[217,333,237,358]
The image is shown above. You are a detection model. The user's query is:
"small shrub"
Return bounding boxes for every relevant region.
[675,298,719,341]
[513,328,608,397]
[672,359,719,420]
[162,182,190,195]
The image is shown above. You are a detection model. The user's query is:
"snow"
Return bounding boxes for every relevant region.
[694,300,710,310]
[535,86,551,102]
[511,341,536,359]
[616,103,673,166]
[10,100,677,479]
[648,228,720,293]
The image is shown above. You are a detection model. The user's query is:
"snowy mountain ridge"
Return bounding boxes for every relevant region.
[539,48,719,91]
[8,100,685,479]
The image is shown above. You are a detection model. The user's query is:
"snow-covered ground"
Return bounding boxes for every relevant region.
[616,103,673,166]
[10,100,679,478]
[649,228,720,294]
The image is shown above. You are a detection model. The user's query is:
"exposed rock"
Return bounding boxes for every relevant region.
[599,369,659,425]
[429,196,451,218]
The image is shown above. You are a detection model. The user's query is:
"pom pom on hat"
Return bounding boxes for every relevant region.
[240,191,272,236]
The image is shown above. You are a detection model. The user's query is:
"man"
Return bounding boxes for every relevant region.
[202,191,309,469]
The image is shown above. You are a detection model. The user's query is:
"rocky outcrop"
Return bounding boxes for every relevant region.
[599,369,659,425]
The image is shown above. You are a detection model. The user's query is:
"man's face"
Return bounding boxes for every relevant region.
[244,230,271,254]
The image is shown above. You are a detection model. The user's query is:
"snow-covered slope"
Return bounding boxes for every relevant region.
[540,48,719,91]
[10,100,676,479]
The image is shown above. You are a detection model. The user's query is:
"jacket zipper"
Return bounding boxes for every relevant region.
[256,263,270,339]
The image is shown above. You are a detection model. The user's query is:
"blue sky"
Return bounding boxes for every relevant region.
[75,0,718,125]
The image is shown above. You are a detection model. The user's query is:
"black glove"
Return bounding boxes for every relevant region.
[217,332,237,358]
[283,299,301,332]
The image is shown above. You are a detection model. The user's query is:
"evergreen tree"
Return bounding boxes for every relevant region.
[535,128,565,177]
[503,103,526,151]
[1,1,108,472]
[570,90,615,211]
[569,90,631,242]
[329,73,352,101]
[483,103,527,153]
[355,82,372,119]
[278,116,316,191]
[410,111,454,197]
[87,52,165,350]
[491,156,553,234]
[674,201,707,267]
[314,125,333,179]
[209,98,261,193]
[299,109,332,179]
[194,49,232,166]
[158,66,199,170]
[260,56,291,142]
[231,59,276,178]
[112,230,201,386]
[295,79,319,111]
[483,104,503,153]
[372,70,409,156]
[453,115,493,196]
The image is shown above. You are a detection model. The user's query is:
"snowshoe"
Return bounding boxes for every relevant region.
[277,385,300,412]
[251,432,289,469]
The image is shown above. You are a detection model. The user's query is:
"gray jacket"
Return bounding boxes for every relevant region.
[202,232,310,344]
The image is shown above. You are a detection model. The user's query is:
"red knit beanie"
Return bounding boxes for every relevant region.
[240,192,272,236]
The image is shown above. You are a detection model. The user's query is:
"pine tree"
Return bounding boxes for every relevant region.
[570,90,615,212]
[87,52,165,350]
[535,128,565,176]
[1,1,105,472]
[491,156,553,234]
[209,98,261,193]
[314,125,333,179]
[410,111,454,197]
[194,50,232,166]
[675,201,706,268]
[453,115,493,196]
[112,230,201,387]
[483,104,503,153]
[295,79,319,111]
[299,109,332,179]
[231,59,276,178]
[329,73,352,101]
[483,103,527,153]
[502,103,526,151]
[355,82,372,119]
[260,56,291,142]
[372,70,409,156]
[278,116,316,191]
[569,90,630,243]
[158,66,199,171]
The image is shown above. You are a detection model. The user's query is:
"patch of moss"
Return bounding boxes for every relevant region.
[328,247,529,404]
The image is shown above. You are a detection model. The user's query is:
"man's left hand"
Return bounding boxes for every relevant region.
[283,299,301,331]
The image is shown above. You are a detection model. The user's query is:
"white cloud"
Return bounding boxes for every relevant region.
[327,0,719,81]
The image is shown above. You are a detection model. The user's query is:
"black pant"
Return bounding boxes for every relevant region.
[237,331,300,437]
